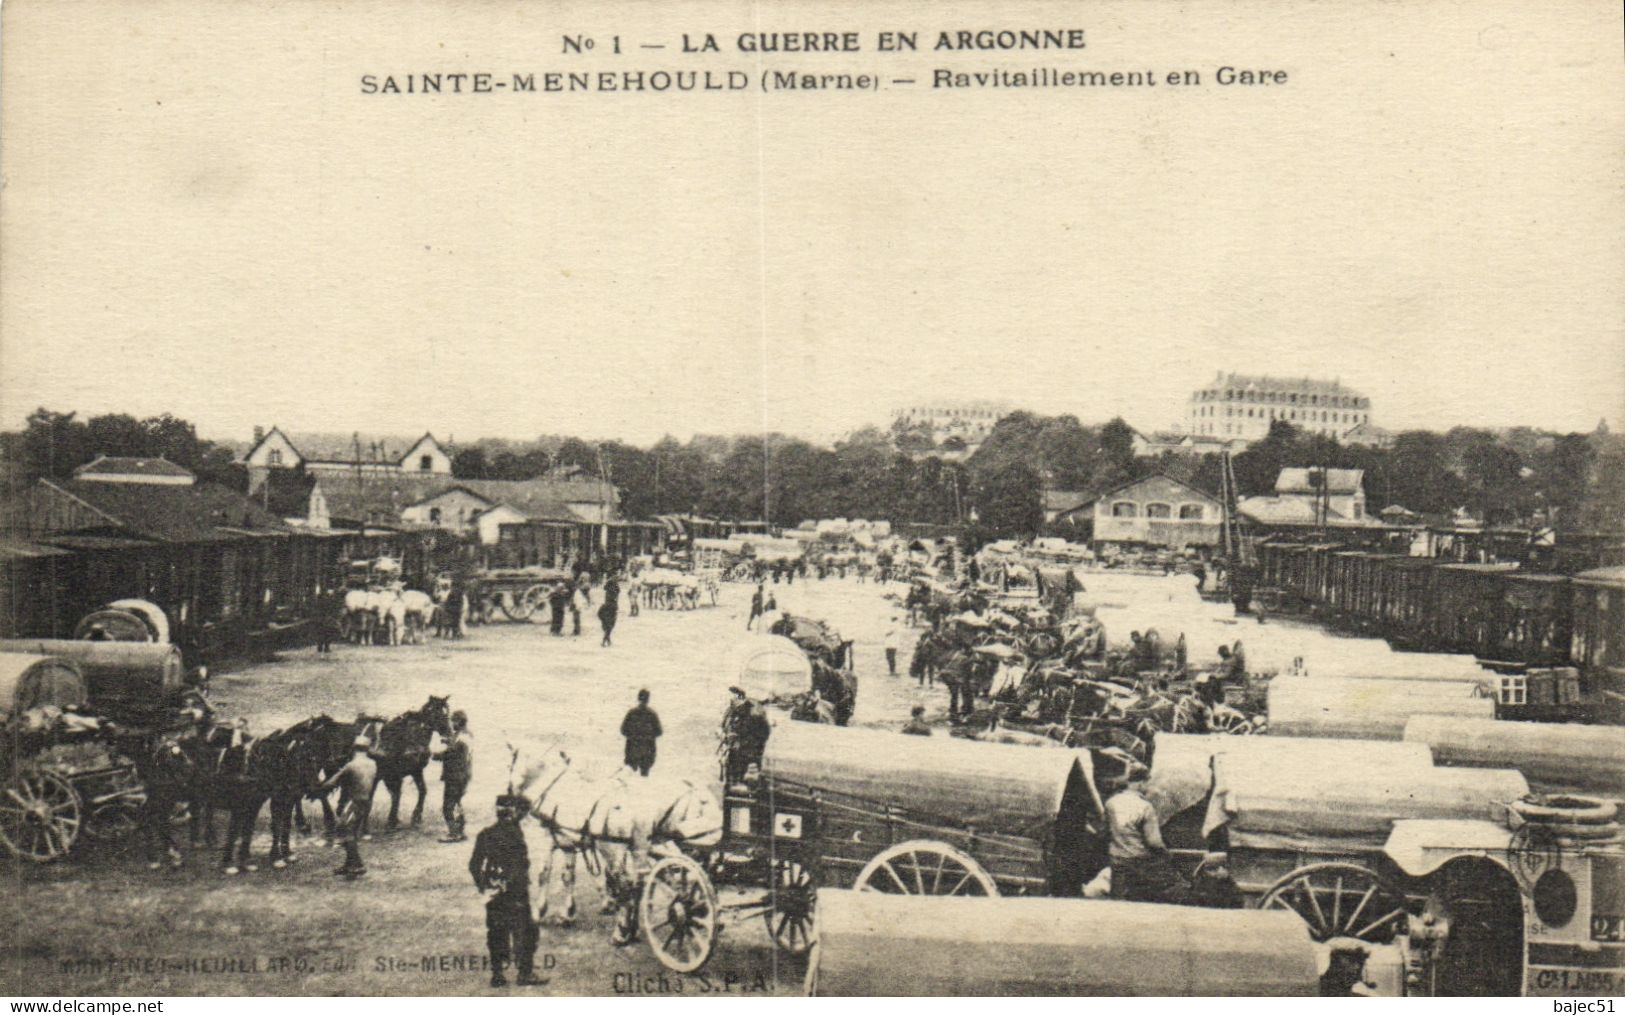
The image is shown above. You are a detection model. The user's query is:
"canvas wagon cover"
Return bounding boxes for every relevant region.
[1404,715,1625,797]
[1202,753,1529,853]
[0,653,87,716]
[1267,675,1493,740]
[762,721,1087,840]
[810,892,1319,997]
[1146,734,1436,823]
[731,635,813,700]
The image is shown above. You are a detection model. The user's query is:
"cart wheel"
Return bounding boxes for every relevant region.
[505,586,544,622]
[854,840,998,897]
[0,769,83,862]
[764,859,817,956]
[1259,862,1413,944]
[641,854,719,973]
[1210,706,1255,735]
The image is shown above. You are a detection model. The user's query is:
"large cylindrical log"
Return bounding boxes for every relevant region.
[1404,715,1625,797]
[0,639,185,709]
[808,891,1320,996]
[1267,675,1492,740]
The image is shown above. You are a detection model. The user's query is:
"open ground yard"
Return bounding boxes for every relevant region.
[1,571,1489,996]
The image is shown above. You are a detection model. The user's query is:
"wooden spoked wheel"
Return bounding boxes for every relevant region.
[1210,706,1255,734]
[764,859,817,955]
[1259,862,1413,944]
[853,840,999,897]
[0,769,83,862]
[641,854,719,973]
[499,589,538,622]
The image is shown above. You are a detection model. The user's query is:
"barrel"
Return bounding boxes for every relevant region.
[1404,715,1625,798]
[0,639,185,709]
[0,653,88,716]
[1267,675,1493,740]
[808,891,1320,996]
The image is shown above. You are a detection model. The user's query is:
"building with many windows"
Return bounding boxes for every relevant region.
[1186,373,1373,444]
[892,399,1015,455]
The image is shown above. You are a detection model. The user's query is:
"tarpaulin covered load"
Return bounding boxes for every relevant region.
[770,615,844,658]
[808,891,1320,996]
[729,635,813,700]
[0,653,88,717]
[1146,733,1436,824]
[1267,675,1493,740]
[1202,753,1529,854]
[1404,715,1625,798]
[0,639,185,711]
[762,721,1094,842]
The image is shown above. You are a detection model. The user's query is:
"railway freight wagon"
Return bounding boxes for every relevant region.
[1253,543,1621,721]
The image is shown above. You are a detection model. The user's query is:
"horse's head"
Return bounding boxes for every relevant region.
[419,695,453,738]
[510,740,571,809]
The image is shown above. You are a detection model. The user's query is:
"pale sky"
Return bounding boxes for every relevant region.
[3,0,1621,447]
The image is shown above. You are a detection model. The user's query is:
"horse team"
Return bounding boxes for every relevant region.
[141,696,453,874]
[341,586,438,646]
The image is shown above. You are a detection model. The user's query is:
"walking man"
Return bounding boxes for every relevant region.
[883,617,901,676]
[620,689,662,776]
[321,736,377,878]
[434,710,472,843]
[469,795,543,988]
[598,575,620,647]
[746,583,764,631]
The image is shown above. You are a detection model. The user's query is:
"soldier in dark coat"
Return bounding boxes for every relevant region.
[433,710,472,842]
[722,687,771,786]
[620,689,662,776]
[469,795,542,987]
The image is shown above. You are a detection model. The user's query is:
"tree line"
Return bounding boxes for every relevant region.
[4,407,1620,539]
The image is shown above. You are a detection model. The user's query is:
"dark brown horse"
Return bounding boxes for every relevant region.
[310,695,452,835]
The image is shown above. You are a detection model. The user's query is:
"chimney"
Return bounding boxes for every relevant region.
[253,425,266,444]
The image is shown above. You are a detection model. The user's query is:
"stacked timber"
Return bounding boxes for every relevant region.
[808,891,1320,996]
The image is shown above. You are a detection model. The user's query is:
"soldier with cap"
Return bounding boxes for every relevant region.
[469,795,542,988]
[320,736,378,878]
[721,686,771,786]
[433,710,472,843]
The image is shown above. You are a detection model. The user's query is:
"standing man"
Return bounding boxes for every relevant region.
[598,574,620,647]
[746,583,765,631]
[1105,764,1176,903]
[722,686,771,786]
[620,689,662,776]
[434,710,472,843]
[883,617,901,676]
[321,736,378,878]
[910,628,936,687]
[469,795,543,988]
[315,589,337,653]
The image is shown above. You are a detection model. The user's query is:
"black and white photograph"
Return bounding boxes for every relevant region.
[1,0,1622,1000]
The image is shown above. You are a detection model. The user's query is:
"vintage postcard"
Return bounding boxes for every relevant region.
[2,0,1622,1000]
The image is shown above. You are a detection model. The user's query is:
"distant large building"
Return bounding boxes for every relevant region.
[892,399,1014,455]
[1186,373,1373,444]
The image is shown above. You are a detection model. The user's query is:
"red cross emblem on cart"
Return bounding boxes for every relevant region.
[774,813,803,838]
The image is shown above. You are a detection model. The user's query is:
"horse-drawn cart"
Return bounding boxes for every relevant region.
[0,653,149,862]
[635,722,1109,972]
[469,566,571,622]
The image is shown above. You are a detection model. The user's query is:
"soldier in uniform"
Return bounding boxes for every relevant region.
[433,710,472,842]
[469,795,542,988]
[320,736,377,878]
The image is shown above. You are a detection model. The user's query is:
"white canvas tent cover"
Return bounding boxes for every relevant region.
[1202,753,1529,853]
[691,537,748,555]
[1267,675,1493,740]
[730,635,813,700]
[1146,733,1436,824]
[0,653,88,717]
[810,892,1319,997]
[1404,715,1625,797]
[745,537,806,562]
[762,721,1096,841]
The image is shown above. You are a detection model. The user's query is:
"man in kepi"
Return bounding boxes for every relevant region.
[620,688,662,776]
[433,710,472,843]
[321,736,378,878]
[469,795,543,988]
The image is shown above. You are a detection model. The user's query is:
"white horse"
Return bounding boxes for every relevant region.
[342,588,383,643]
[398,589,435,644]
[511,744,721,928]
